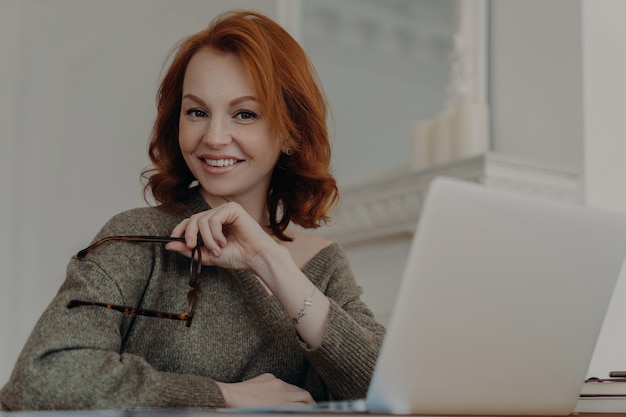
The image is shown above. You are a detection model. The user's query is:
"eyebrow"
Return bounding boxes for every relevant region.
[181,93,259,107]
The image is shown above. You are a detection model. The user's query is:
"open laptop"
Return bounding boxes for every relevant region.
[223,176,626,415]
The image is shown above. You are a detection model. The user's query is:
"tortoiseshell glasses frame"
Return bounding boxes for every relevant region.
[66,235,203,327]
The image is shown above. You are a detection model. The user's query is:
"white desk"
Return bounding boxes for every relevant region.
[1,408,626,417]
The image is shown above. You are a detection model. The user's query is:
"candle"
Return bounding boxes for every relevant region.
[455,102,489,160]
[411,120,432,171]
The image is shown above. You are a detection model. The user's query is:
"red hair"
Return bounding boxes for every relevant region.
[143,10,339,241]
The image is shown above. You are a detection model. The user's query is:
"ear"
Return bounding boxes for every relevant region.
[279,136,293,155]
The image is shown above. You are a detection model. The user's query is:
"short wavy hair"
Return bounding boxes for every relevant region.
[143,10,339,241]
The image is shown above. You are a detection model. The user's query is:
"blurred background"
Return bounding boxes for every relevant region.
[1,0,626,386]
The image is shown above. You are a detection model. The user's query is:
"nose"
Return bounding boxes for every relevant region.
[203,118,231,148]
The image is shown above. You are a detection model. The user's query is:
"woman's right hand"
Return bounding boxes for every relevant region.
[216,373,314,408]
[166,202,280,273]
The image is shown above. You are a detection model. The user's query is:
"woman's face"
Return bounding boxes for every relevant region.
[179,47,282,208]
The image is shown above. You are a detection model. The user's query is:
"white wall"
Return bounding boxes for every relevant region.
[580,0,626,379]
[0,0,276,387]
[489,0,583,175]
[581,0,626,212]
[0,0,23,389]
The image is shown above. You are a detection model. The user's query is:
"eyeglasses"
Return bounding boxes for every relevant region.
[67,235,203,327]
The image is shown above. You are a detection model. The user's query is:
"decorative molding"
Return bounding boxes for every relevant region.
[319,153,581,245]
[484,153,582,204]
[319,156,487,245]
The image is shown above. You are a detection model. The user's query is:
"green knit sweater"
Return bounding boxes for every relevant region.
[0,190,385,411]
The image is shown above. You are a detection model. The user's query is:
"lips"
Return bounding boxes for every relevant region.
[204,158,240,167]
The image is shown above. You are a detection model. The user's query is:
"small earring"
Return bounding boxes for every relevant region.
[285,147,293,156]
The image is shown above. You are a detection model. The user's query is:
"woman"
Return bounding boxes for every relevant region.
[0,10,384,410]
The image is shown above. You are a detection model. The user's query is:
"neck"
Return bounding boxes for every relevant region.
[201,190,270,226]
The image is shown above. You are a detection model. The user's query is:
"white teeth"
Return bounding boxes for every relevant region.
[205,158,237,167]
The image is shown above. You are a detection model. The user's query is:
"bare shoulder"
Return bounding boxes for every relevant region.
[281,229,334,269]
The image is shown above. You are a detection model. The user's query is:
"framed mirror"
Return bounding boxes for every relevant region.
[293,0,488,186]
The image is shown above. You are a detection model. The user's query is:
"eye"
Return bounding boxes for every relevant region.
[185,108,208,118]
[234,110,257,121]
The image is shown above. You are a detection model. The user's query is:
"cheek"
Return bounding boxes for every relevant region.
[254,141,282,166]
[260,130,283,161]
[178,122,198,154]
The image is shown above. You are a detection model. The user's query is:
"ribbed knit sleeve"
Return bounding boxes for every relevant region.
[300,245,385,400]
[226,243,385,402]
[0,207,228,411]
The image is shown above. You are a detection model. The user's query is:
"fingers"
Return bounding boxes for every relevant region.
[165,218,193,255]
[170,218,190,240]
[167,203,246,262]
[195,213,227,256]
[166,202,274,271]
[168,209,228,252]
[217,373,315,408]
[252,373,315,405]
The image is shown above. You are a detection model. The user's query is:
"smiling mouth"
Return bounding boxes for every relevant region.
[204,158,242,167]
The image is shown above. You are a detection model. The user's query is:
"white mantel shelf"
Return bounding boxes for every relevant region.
[319,153,581,246]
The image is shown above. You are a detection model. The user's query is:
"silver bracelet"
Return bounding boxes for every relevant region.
[293,288,316,324]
